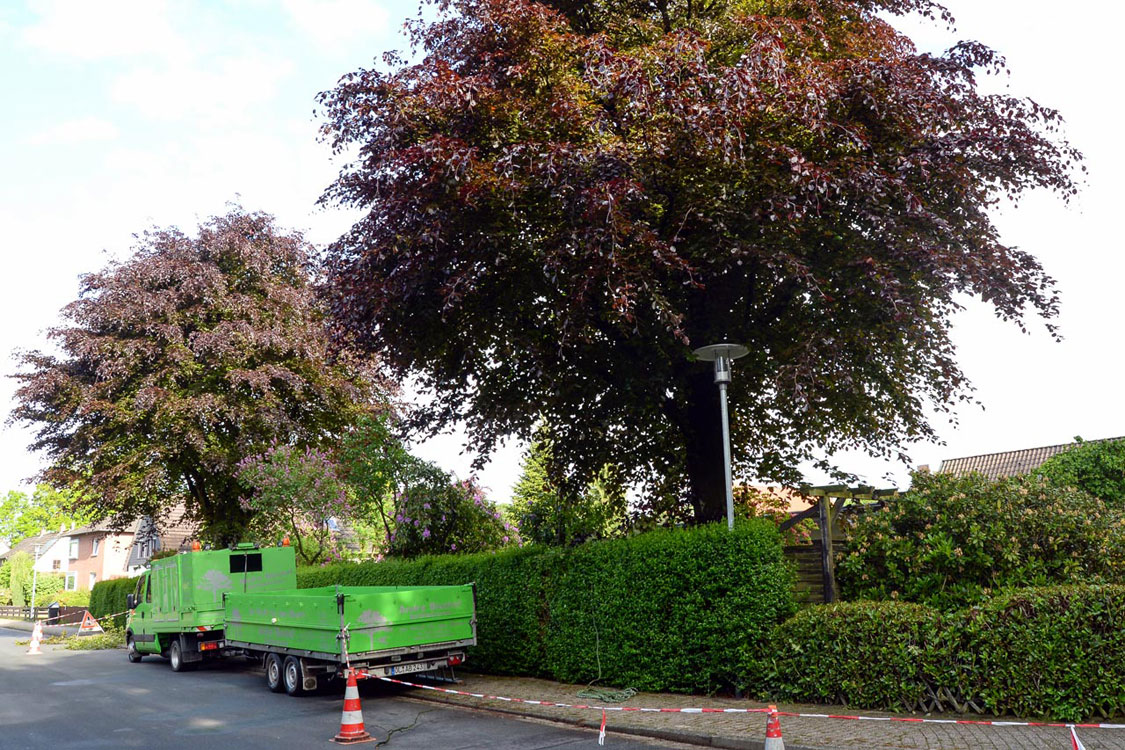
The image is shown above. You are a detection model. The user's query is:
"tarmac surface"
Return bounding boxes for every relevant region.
[4,617,1123,749]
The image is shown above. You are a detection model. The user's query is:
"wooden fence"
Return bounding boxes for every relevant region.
[0,605,88,623]
[780,485,898,605]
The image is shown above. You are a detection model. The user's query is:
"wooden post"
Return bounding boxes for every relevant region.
[817,496,837,603]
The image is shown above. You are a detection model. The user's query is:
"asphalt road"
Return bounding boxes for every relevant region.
[0,627,688,750]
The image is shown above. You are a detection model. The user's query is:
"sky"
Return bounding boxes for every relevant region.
[1,0,1122,505]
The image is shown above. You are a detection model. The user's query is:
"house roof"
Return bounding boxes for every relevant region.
[67,518,143,537]
[0,530,68,562]
[939,436,1125,480]
[126,506,198,568]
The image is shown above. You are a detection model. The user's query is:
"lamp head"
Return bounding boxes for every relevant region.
[692,343,749,384]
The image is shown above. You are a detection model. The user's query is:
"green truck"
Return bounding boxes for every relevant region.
[125,544,476,695]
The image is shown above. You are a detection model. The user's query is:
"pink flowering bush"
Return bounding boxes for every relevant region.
[237,443,356,565]
[836,471,1125,610]
[385,459,518,558]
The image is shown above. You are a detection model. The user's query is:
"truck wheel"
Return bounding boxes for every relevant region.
[265,653,285,693]
[169,639,193,672]
[126,635,143,663]
[283,656,306,696]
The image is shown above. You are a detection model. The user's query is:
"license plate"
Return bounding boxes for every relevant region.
[389,661,433,676]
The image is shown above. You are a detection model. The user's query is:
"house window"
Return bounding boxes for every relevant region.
[64,572,77,591]
[52,560,60,571]
[92,539,100,557]
[88,572,97,590]
[69,539,79,559]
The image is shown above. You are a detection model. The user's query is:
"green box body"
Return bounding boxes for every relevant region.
[128,545,297,646]
[224,584,476,660]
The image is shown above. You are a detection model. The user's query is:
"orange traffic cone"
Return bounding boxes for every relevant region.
[333,670,373,744]
[27,621,43,655]
[764,705,785,750]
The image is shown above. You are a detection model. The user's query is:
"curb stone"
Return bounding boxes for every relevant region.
[400,690,822,750]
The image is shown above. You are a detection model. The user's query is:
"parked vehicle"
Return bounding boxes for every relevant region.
[125,543,476,694]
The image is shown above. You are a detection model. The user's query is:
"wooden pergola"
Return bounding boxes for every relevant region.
[779,484,899,603]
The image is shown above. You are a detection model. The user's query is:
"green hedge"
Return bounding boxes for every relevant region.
[763,600,945,709]
[961,586,1125,720]
[757,585,1125,721]
[299,520,795,694]
[90,576,137,629]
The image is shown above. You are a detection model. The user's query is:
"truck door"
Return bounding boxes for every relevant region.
[129,573,160,653]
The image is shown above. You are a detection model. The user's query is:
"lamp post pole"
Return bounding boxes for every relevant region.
[693,343,749,530]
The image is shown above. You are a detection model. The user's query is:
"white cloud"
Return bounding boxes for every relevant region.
[26,116,119,145]
[111,54,294,124]
[283,0,392,49]
[22,0,188,62]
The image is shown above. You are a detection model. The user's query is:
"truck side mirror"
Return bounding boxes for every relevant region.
[126,594,136,610]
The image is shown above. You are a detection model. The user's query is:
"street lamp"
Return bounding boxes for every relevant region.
[693,343,749,530]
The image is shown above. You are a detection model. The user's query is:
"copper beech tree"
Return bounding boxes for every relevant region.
[317,0,1081,523]
[11,209,383,543]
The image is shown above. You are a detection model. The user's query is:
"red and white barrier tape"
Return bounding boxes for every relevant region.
[374,675,1124,746]
[23,608,129,626]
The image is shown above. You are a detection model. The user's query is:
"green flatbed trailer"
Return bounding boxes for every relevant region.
[125,544,477,695]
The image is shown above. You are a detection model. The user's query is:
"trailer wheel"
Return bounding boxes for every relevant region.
[283,656,306,696]
[265,653,285,693]
[126,635,143,663]
[169,639,193,672]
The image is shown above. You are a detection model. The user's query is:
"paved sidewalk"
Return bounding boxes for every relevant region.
[389,672,1125,750]
[0,616,83,637]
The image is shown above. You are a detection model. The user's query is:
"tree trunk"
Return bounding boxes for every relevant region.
[683,369,728,524]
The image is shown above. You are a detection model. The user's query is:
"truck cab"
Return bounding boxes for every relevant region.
[126,543,297,670]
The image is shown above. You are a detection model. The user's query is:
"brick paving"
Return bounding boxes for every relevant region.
[393,673,1125,750]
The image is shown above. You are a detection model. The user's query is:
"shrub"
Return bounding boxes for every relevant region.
[387,464,517,558]
[760,600,947,710]
[52,589,91,607]
[7,552,32,606]
[757,586,1125,721]
[837,471,1125,610]
[299,520,795,693]
[1037,437,1125,508]
[959,585,1125,721]
[90,577,138,628]
[25,573,64,606]
[238,443,356,566]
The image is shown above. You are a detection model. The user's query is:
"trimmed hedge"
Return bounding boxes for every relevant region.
[763,600,945,709]
[962,586,1125,720]
[90,576,137,629]
[757,585,1125,721]
[299,520,796,694]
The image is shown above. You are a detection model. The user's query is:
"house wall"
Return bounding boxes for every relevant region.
[69,533,135,590]
[31,540,68,577]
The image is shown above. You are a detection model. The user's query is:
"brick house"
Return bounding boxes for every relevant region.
[64,523,137,591]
